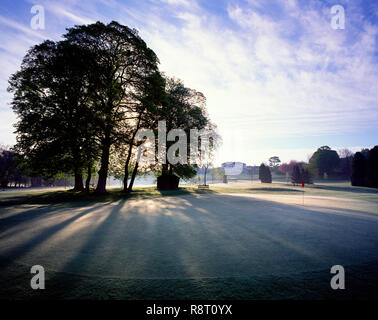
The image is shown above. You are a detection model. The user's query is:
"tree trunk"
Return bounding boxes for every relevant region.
[85,162,92,192]
[123,146,133,192]
[204,167,207,185]
[73,170,84,191]
[96,139,111,194]
[127,162,139,193]
[123,114,143,192]
[126,147,142,193]
[162,164,169,175]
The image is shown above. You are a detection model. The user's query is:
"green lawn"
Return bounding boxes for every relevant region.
[1,180,378,206]
[1,179,377,300]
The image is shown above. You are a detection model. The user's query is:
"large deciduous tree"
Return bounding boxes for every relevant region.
[64,21,159,193]
[309,146,340,179]
[9,40,96,190]
[155,76,212,188]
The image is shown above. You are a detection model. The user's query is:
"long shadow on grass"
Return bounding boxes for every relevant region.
[44,198,195,299]
[4,193,378,299]
[0,187,216,206]
[0,202,110,268]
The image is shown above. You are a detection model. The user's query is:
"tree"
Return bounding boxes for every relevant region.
[259,163,272,183]
[0,148,29,188]
[367,146,378,188]
[338,148,354,180]
[351,152,366,187]
[0,149,15,188]
[309,146,340,179]
[9,40,98,191]
[196,125,221,186]
[155,76,212,189]
[265,165,272,183]
[64,21,159,193]
[291,164,302,185]
[122,72,167,193]
[301,167,313,184]
[279,160,297,175]
[268,156,281,172]
[8,21,219,193]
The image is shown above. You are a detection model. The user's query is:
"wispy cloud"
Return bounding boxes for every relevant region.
[0,0,377,163]
[0,15,46,40]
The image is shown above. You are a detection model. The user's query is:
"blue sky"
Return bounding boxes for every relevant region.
[0,0,377,165]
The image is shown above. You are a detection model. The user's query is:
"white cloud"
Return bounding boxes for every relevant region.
[0,0,376,163]
[0,15,46,40]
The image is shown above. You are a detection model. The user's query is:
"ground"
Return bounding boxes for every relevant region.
[0,181,377,299]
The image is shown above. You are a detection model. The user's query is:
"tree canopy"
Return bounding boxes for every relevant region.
[259,163,272,183]
[309,146,340,179]
[8,21,218,193]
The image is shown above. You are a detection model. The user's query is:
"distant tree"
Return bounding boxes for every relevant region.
[197,126,221,186]
[301,167,313,184]
[309,146,340,179]
[259,163,272,183]
[338,148,354,180]
[0,148,28,188]
[279,160,297,175]
[351,152,366,187]
[367,146,378,188]
[210,167,224,182]
[361,148,370,158]
[0,149,14,188]
[338,148,354,158]
[291,164,302,185]
[258,163,264,181]
[265,165,272,183]
[268,156,281,172]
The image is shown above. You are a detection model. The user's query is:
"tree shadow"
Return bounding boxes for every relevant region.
[308,184,378,194]
[2,193,378,299]
[0,202,110,269]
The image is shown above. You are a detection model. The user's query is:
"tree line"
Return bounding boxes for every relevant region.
[7,21,217,193]
[351,146,378,188]
[260,145,378,189]
[0,145,75,188]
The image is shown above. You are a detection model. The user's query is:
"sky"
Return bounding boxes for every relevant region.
[0,0,377,166]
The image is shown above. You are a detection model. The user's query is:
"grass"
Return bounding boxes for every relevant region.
[2,260,377,300]
[1,180,377,206]
[1,179,377,300]
[0,186,215,206]
[211,180,378,203]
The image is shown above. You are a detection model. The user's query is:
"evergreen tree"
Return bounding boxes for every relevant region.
[367,146,378,188]
[264,165,272,183]
[259,163,264,181]
[301,168,312,184]
[259,163,272,183]
[291,164,302,185]
[351,152,366,187]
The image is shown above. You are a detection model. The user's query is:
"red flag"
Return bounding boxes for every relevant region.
[302,181,304,187]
